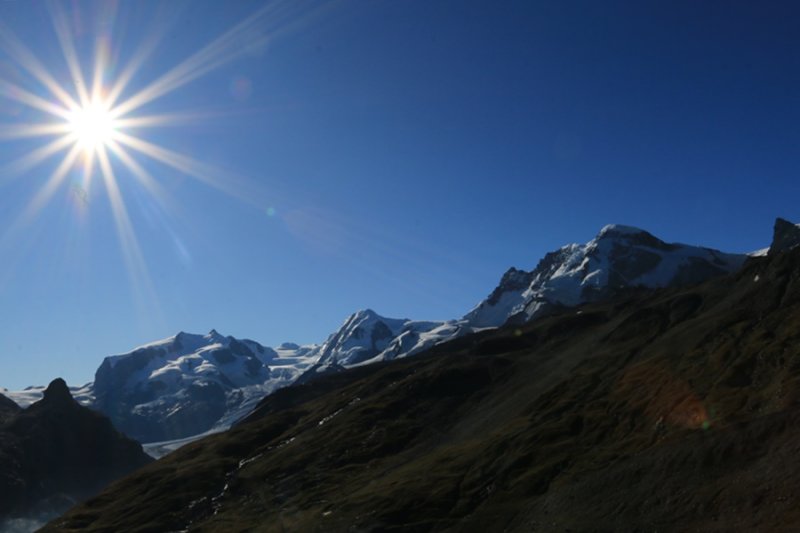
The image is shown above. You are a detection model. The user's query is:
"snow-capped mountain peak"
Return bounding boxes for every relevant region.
[91,330,314,443]
[310,308,459,370]
[465,224,747,328]
[316,309,412,366]
[597,223,648,237]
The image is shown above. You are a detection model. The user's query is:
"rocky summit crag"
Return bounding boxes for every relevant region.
[769,217,800,254]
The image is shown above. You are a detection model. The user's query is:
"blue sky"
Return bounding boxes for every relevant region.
[0,0,797,389]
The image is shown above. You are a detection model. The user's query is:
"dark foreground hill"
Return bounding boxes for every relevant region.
[0,379,152,526]
[45,246,800,532]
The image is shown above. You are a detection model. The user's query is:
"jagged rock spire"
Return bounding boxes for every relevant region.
[769,217,800,255]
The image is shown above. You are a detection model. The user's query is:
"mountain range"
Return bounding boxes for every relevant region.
[42,217,800,532]
[4,222,756,446]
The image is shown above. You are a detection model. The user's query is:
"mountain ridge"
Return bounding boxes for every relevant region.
[464,223,746,327]
[4,220,778,447]
[43,237,800,532]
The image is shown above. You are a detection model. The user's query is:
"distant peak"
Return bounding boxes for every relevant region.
[353,309,379,319]
[597,224,647,238]
[43,378,74,404]
[278,342,300,350]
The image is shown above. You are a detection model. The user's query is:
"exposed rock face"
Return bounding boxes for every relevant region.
[769,217,800,255]
[465,224,747,327]
[0,379,151,524]
[485,268,535,306]
[0,394,20,425]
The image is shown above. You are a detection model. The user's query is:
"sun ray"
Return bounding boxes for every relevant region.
[20,143,83,224]
[91,37,110,103]
[0,143,83,257]
[104,8,175,108]
[113,110,228,130]
[0,79,72,120]
[103,139,198,234]
[48,1,91,107]
[80,149,96,193]
[110,0,296,118]
[96,145,162,324]
[105,139,172,209]
[1,134,75,178]
[0,122,72,140]
[111,130,262,206]
[0,21,80,111]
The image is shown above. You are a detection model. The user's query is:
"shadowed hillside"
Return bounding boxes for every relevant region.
[45,246,800,532]
[0,379,152,527]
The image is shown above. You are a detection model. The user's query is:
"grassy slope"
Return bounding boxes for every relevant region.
[46,247,800,532]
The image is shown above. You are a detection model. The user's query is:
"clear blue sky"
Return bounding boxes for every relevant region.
[0,1,797,389]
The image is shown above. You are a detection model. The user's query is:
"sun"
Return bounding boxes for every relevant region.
[0,1,292,313]
[67,99,118,154]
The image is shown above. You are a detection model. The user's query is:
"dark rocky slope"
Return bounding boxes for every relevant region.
[45,245,800,532]
[0,393,20,424]
[0,379,152,524]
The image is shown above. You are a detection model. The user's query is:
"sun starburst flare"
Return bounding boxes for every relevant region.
[0,0,318,320]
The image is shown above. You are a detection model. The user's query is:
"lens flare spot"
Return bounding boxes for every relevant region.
[229,76,253,101]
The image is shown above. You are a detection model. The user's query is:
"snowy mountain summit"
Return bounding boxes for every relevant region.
[465,224,747,327]
[93,330,317,443]
[301,224,751,380]
[313,309,461,366]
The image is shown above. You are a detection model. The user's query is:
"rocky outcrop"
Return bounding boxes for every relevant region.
[0,378,152,523]
[0,394,20,425]
[769,217,800,255]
